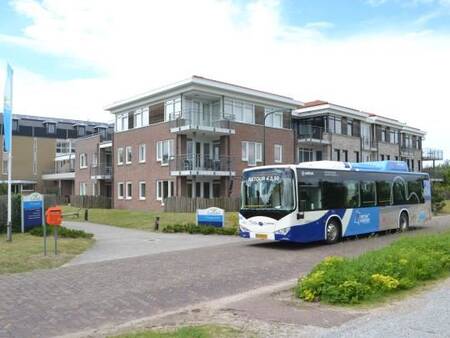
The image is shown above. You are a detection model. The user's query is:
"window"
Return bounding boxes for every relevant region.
[165,97,181,121]
[126,182,132,199]
[156,139,174,165]
[274,144,283,163]
[92,183,96,196]
[46,123,56,134]
[265,109,283,128]
[380,154,385,161]
[393,178,407,205]
[360,181,376,207]
[390,130,399,144]
[387,155,391,160]
[418,160,421,171]
[344,181,360,208]
[347,120,353,136]
[299,148,313,162]
[395,156,399,161]
[92,153,98,167]
[126,146,132,164]
[116,113,129,132]
[334,149,340,161]
[117,182,124,199]
[224,98,255,124]
[377,181,392,206]
[408,178,424,204]
[343,150,348,162]
[139,181,146,200]
[79,182,87,196]
[138,144,146,163]
[2,158,8,175]
[134,109,143,128]
[411,159,415,172]
[77,126,85,137]
[12,119,19,131]
[156,180,175,201]
[117,147,124,165]
[354,151,360,163]
[381,128,386,142]
[241,141,262,165]
[328,116,342,134]
[321,179,346,209]
[79,153,87,169]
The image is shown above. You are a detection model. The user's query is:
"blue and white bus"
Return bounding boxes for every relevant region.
[239,161,432,244]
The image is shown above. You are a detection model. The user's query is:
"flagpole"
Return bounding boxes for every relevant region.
[6,150,12,241]
[4,63,13,242]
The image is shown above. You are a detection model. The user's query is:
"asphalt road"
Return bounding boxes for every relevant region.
[0,216,449,338]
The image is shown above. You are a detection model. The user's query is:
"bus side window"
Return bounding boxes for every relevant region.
[360,180,376,207]
[376,180,392,206]
[344,180,360,208]
[393,179,407,205]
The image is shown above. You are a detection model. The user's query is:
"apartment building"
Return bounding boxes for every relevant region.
[292,101,425,171]
[74,128,113,198]
[105,76,302,210]
[0,113,110,198]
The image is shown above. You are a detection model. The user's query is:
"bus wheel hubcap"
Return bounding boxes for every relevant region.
[327,224,337,240]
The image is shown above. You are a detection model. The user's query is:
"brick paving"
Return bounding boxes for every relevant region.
[0,217,449,338]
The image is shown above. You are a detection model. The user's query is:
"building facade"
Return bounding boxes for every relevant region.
[106,76,301,210]
[0,113,111,199]
[292,101,425,171]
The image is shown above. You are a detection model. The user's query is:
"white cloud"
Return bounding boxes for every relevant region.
[1,0,450,159]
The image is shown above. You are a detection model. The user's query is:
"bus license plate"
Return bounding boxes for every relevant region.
[255,233,268,240]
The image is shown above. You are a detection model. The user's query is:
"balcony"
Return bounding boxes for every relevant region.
[42,167,75,181]
[298,126,330,144]
[90,164,112,180]
[169,110,235,136]
[400,146,415,157]
[170,155,235,177]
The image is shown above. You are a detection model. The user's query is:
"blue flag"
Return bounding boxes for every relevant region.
[3,64,13,153]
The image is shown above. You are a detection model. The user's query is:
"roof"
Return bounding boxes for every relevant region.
[105,75,304,111]
[0,112,112,127]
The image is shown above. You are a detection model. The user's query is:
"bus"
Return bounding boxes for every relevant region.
[239,161,432,244]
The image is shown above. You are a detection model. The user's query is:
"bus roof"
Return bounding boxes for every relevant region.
[242,161,428,176]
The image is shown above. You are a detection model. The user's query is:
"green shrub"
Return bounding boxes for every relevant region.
[297,231,450,304]
[162,223,238,236]
[29,225,93,239]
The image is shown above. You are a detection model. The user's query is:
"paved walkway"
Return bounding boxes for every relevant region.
[0,217,448,338]
[64,221,244,265]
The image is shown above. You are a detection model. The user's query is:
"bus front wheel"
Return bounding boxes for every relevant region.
[399,212,409,232]
[325,219,342,244]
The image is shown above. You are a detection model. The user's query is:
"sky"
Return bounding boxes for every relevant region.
[0,0,449,160]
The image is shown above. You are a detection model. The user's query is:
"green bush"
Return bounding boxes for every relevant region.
[162,223,238,236]
[296,231,450,304]
[29,225,93,239]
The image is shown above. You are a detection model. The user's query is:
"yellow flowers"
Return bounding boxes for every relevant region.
[399,258,408,265]
[301,288,316,302]
[323,256,345,266]
[371,274,400,290]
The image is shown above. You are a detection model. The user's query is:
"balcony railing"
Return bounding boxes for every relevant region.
[298,125,324,139]
[170,154,233,173]
[43,167,75,175]
[90,164,112,178]
[422,148,443,161]
[169,110,235,133]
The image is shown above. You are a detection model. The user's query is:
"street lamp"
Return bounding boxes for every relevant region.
[263,109,286,166]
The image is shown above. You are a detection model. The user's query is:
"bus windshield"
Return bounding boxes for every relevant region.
[241,168,295,211]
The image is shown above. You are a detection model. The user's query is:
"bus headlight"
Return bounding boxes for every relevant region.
[275,227,290,235]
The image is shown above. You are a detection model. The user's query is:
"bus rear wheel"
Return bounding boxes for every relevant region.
[325,219,341,244]
[399,212,409,232]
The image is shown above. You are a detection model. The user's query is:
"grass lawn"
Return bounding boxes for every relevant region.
[0,233,93,274]
[61,206,238,231]
[111,325,247,338]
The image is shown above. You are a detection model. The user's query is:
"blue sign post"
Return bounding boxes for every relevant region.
[21,193,44,232]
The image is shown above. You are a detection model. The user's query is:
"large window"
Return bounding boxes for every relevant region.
[126,146,132,164]
[126,181,132,200]
[299,148,313,163]
[327,116,342,134]
[241,168,295,211]
[156,139,174,165]
[79,182,87,196]
[224,98,254,124]
[274,144,283,163]
[139,181,146,200]
[241,141,262,166]
[156,180,175,201]
[377,181,391,206]
[117,182,124,199]
[393,178,407,205]
[165,97,181,121]
[360,181,376,207]
[117,147,124,165]
[79,153,87,169]
[139,144,146,163]
[265,109,283,128]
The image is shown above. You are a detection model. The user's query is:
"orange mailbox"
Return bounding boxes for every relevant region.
[46,207,63,226]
